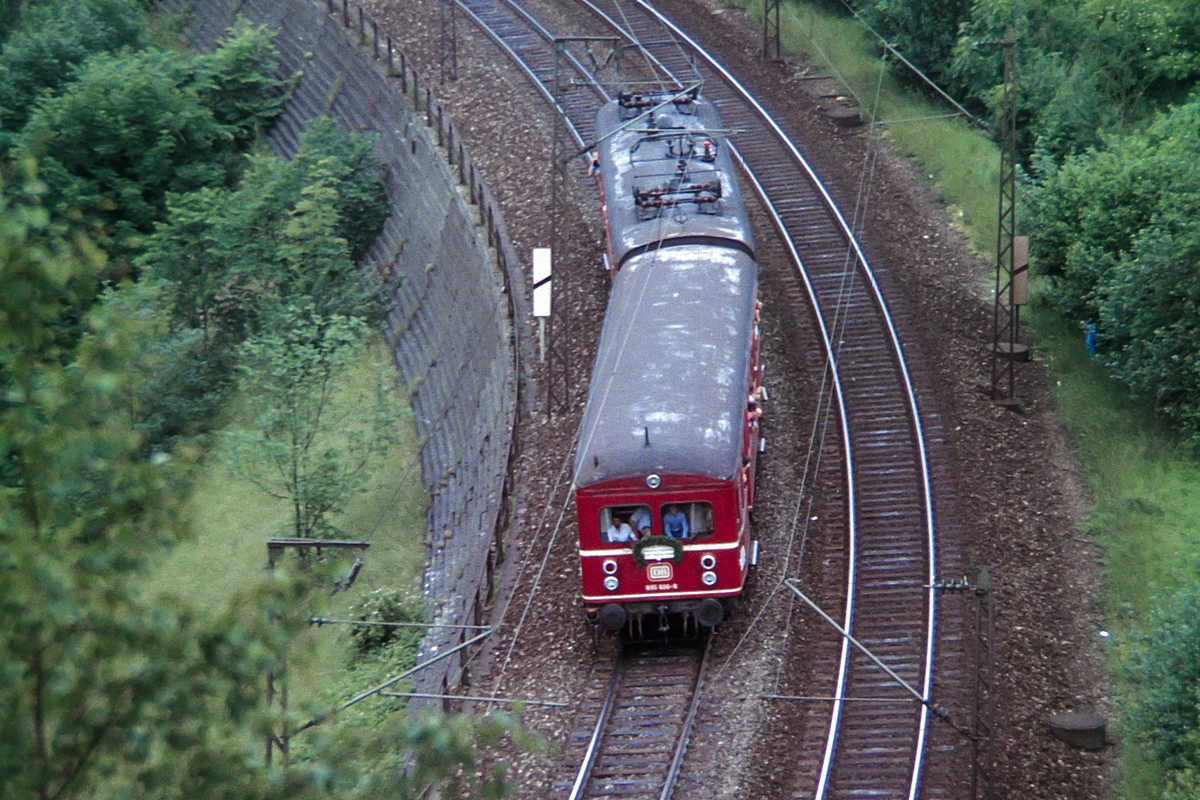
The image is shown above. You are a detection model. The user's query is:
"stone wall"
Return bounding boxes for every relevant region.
[179,0,524,704]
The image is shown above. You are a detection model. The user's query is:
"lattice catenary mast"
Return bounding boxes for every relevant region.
[988,29,1029,406]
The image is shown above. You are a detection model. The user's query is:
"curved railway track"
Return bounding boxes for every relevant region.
[566,638,710,800]
[444,0,941,796]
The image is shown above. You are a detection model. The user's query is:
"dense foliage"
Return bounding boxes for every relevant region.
[1028,98,1200,438]
[1119,584,1200,796]
[855,0,1200,162]
[0,3,513,796]
[133,118,389,446]
[16,22,287,262]
[0,0,147,141]
[851,1,1200,442]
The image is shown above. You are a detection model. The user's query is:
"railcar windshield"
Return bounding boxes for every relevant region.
[598,502,715,542]
[660,502,713,540]
[599,505,651,544]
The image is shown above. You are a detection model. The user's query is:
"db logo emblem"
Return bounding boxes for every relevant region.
[647,563,673,582]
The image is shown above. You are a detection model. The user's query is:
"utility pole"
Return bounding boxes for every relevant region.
[972,567,995,800]
[545,37,616,415]
[987,29,1028,407]
[264,539,369,765]
[763,0,782,62]
[930,569,996,800]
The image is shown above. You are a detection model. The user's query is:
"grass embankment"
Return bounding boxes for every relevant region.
[148,337,429,736]
[727,1,1200,796]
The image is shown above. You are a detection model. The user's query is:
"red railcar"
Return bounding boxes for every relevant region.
[574,90,762,636]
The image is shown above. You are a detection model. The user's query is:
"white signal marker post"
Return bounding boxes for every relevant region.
[532,247,552,362]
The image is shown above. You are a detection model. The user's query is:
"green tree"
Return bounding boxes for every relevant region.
[287,117,390,262]
[192,18,291,146]
[0,164,266,800]
[1027,97,1200,319]
[1120,584,1200,774]
[1095,186,1200,435]
[0,0,146,143]
[1028,98,1200,438]
[17,22,287,260]
[223,304,400,540]
[1,167,523,800]
[141,118,388,339]
[856,0,972,88]
[947,0,1200,163]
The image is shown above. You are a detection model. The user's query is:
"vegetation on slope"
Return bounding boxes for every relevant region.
[0,3,526,796]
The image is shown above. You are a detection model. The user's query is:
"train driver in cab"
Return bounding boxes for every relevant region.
[662,504,689,540]
[606,513,637,545]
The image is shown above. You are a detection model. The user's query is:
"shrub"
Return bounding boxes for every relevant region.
[351,588,427,655]
[17,22,287,258]
[1119,584,1200,771]
[0,0,146,142]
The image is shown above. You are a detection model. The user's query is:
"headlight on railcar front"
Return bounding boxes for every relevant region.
[701,571,717,587]
[602,559,618,575]
[604,576,619,591]
[700,553,717,570]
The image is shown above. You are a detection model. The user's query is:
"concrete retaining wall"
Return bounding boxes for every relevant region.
[179,0,523,704]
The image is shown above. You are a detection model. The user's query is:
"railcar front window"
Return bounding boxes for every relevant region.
[599,505,651,544]
[660,502,713,540]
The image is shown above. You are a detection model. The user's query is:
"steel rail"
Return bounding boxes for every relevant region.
[567,642,709,800]
[566,653,624,800]
[726,137,857,800]
[568,2,938,797]
[659,635,713,800]
[451,0,600,147]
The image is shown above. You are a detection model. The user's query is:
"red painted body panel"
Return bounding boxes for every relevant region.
[577,474,750,605]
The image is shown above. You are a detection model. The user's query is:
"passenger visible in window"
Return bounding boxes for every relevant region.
[629,505,652,538]
[606,514,636,544]
[747,398,762,429]
[662,504,689,540]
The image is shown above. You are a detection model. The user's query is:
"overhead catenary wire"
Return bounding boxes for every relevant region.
[826,0,988,131]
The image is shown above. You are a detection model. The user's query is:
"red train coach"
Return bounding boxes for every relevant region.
[574,89,763,637]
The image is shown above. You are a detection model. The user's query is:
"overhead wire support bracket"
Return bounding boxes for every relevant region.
[296,627,496,733]
[783,579,927,706]
[782,579,977,742]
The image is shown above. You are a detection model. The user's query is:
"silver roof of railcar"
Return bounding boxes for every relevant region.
[573,244,758,488]
[596,96,755,267]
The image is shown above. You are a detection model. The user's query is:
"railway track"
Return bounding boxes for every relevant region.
[565,638,710,800]
[439,0,942,796]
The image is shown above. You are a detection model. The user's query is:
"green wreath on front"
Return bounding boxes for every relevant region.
[632,535,684,568]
